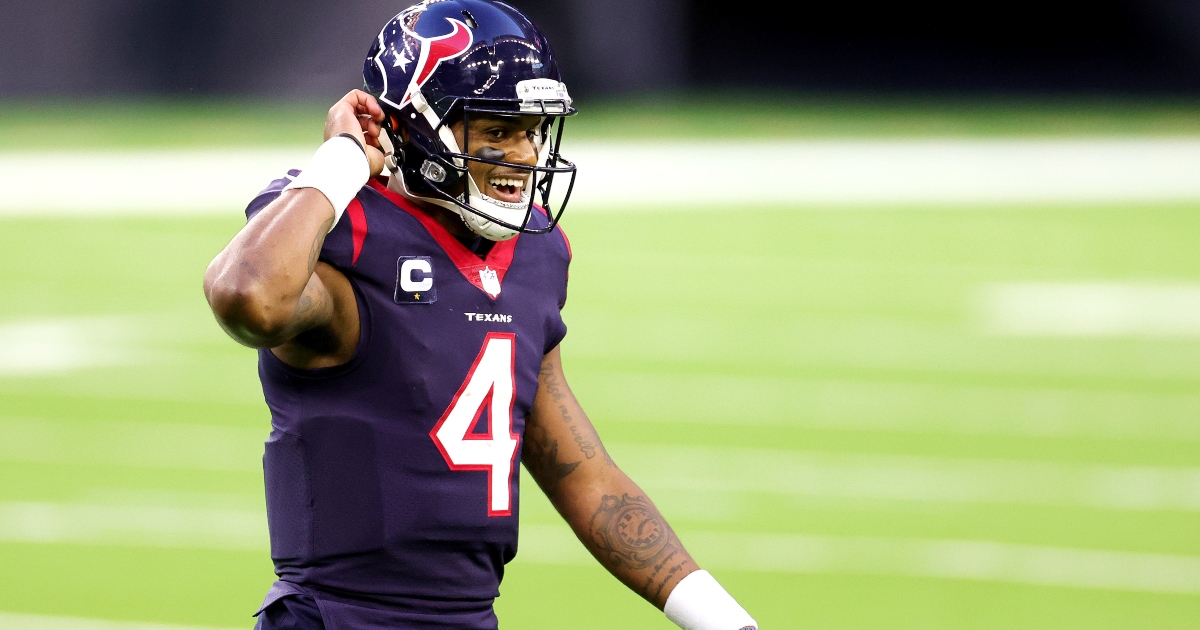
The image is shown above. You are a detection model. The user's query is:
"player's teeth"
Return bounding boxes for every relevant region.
[488,178,524,191]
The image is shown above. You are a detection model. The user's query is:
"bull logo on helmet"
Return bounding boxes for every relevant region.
[397,16,474,107]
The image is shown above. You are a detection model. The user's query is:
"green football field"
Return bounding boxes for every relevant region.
[0,99,1198,629]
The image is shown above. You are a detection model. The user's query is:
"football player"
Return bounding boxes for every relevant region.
[203,1,757,629]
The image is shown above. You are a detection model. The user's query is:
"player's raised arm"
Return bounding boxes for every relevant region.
[524,347,758,630]
[203,90,385,350]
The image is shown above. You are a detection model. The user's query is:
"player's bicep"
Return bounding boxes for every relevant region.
[524,346,615,495]
[268,262,360,368]
[290,267,338,333]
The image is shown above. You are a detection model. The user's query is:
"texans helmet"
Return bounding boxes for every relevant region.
[364,0,577,241]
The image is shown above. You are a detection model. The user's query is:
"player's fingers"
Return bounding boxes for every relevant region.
[324,94,376,144]
[324,104,366,143]
[364,145,386,177]
[363,95,385,122]
[343,89,385,122]
[359,116,383,147]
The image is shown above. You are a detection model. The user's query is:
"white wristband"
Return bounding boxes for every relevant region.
[664,570,758,630]
[284,135,370,232]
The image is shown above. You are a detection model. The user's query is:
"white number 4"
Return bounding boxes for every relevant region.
[430,333,520,517]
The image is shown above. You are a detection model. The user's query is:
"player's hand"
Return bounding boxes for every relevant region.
[325,90,387,177]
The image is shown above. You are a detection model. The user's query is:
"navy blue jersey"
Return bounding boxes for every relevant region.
[245,174,571,627]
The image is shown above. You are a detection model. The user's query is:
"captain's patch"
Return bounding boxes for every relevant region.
[395,256,437,304]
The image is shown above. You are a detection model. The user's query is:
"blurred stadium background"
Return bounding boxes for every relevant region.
[2,1,1200,628]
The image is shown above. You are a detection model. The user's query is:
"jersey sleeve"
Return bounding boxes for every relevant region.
[242,170,368,272]
[244,170,299,221]
[543,225,572,354]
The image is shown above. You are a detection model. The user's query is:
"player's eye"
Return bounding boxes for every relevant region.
[485,128,505,140]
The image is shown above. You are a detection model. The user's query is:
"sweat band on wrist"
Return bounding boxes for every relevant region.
[664,570,758,630]
[283,135,370,232]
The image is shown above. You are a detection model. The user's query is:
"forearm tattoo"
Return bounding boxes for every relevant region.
[307,217,334,274]
[291,279,332,327]
[522,423,580,489]
[590,493,694,603]
[538,360,615,466]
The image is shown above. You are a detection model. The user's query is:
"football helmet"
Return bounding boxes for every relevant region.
[364,0,577,241]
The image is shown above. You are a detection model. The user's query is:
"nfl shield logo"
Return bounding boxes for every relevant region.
[479,266,502,299]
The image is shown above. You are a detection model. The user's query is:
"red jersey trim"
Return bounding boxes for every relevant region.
[556,222,572,261]
[346,199,368,266]
[368,179,518,299]
[531,204,571,261]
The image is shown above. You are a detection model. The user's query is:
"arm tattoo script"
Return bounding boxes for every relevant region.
[590,493,694,602]
[538,361,615,466]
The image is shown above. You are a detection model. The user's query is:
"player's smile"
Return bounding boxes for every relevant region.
[452,113,542,205]
[483,170,530,203]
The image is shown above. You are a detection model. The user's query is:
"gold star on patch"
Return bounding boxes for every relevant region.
[414,293,421,300]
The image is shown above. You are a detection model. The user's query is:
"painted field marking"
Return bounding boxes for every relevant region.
[7,138,1200,214]
[609,443,1200,512]
[0,417,263,472]
[0,612,241,630]
[571,138,1200,206]
[2,424,1196,510]
[0,316,142,376]
[983,282,1200,338]
[4,499,1196,596]
[518,524,1200,595]
[583,371,1200,441]
[0,442,1192,555]
[0,149,307,214]
[0,502,265,550]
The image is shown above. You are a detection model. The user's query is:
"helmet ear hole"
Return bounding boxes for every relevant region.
[460,10,478,28]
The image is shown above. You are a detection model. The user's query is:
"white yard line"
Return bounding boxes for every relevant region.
[982,282,1200,337]
[579,371,1200,441]
[572,138,1200,206]
[0,149,307,215]
[518,524,1200,595]
[0,502,264,550]
[5,417,1199,512]
[0,316,143,376]
[5,138,1200,214]
[608,443,1200,512]
[0,613,241,630]
[0,417,263,472]
[2,425,1196,510]
[4,498,1196,595]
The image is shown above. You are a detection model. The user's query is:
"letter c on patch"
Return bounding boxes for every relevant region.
[400,258,433,292]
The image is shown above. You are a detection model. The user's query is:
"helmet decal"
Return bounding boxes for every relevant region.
[397,11,474,108]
